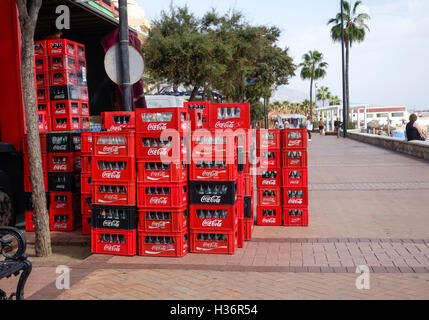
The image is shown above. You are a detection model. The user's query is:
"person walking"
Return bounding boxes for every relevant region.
[334,118,341,139]
[318,119,325,135]
[306,116,313,141]
[406,114,427,142]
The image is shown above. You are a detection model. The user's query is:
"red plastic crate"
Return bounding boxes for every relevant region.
[37,103,50,114]
[81,132,93,154]
[137,161,187,184]
[48,152,75,172]
[184,101,210,117]
[35,56,49,72]
[82,214,92,235]
[25,211,36,232]
[257,205,282,226]
[257,187,282,207]
[76,42,86,59]
[282,187,309,207]
[24,174,48,193]
[23,153,47,175]
[191,131,237,160]
[92,181,136,206]
[237,218,244,248]
[37,111,50,132]
[49,211,75,231]
[80,101,89,116]
[93,132,136,157]
[101,111,135,132]
[138,230,188,257]
[81,116,90,130]
[36,87,50,103]
[189,204,238,231]
[244,174,253,197]
[256,150,281,169]
[34,40,48,56]
[81,155,92,174]
[76,59,87,73]
[136,108,190,133]
[282,168,308,188]
[80,173,93,194]
[190,228,238,255]
[282,150,308,169]
[189,160,237,181]
[237,173,244,199]
[256,169,282,187]
[256,129,281,150]
[50,70,77,86]
[92,156,136,182]
[209,103,251,130]
[47,39,77,56]
[79,86,88,101]
[138,207,188,233]
[49,55,76,72]
[283,207,309,226]
[188,108,207,131]
[282,128,308,150]
[81,193,92,216]
[51,100,80,116]
[36,72,49,88]
[135,132,189,162]
[243,218,254,241]
[50,192,74,212]
[137,182,188,209]
[91,229,137,256]
[52,115,80,131]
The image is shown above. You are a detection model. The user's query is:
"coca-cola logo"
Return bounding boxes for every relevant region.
[149,172,169,178]
[53,164,67,171]
[149,221,170,229]
[290,180,299,184]
[288,199,303,205]
[262,198,275,204]
[108,125,126,132]
[53,223,68,229]
[98,145,125,155]
[202,219,223,227]
[197,170,226,179]
[262,180,276,185]
[290,160,300,165]
[103,220,120,228]
[202,242,219,248]
[104,194,119,200]
[147,123,167,131]
[150,244,175,252]
[147,148,168,156]
[101,171,122,179]
[201,195,222,204]
[149,197,168,205]
[288,140,301,146]
[56,124,67,129]
[103,244,121,252]
[214,121,236,129]
[55,109,66,114]
[262,217,276,224]
[55,204,66,209]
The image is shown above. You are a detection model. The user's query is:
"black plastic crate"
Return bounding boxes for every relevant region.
[47,132,79,153]
[50,85,79,101]
[244,196,252,219]
[189,181,237,205]
[91,205,138,230]
[24,192,50,211]
[48,173,75,192]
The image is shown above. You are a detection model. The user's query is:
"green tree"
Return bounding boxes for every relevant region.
[328,0,370,120]
[250,99,265,122]
[316,86,331,107]
[299,50,328,121]
[329,95,341,106]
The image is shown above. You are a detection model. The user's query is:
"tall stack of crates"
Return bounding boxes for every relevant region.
[281,128,309,226]
[80,131,93,235]
[256,129,283,226]
[90,126,137,256]
[135,108,190,257]
[34,41,51,132]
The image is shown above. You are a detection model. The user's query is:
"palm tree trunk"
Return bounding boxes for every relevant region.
[309,77,314,119]
[345,41,350,126]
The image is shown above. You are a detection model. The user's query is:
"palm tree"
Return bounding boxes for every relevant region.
[328,0,370,118]
[316,86,331,107]
[299,50,328,121]
[329,95,341,106]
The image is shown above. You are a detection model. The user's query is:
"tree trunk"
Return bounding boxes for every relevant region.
[345,41,350,127]
[189,85,199,101]
[201,87,206,101]
[17,0,52,257]
[309,77,314,119]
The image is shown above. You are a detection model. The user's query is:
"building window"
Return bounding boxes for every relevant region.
[391,113,404,118]
[377,113,388,118]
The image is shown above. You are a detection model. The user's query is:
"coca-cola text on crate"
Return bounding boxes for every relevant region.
[93,132,135,157]
[92,156,136,182]
[48,153,76,173]
[48,173,75,192]
[257,187,282,207]
[209,103,251,130]
[282,150,308,168]
[282,168,308,188]
[138,207,188,233]
[49,192,75,212]
[137,183,188,209]
[91,205,138,230]
[47,39,76,56]
[91,229,137,256]
[50,70,78,86]
[49,211,75,232]
[256,129,282,150]
[256,169,282,188]
[188,181,238,206]
[37,87,50,104]
[136,107,191,133]
[35,56,49,72]
[190,228,238,255]
[49,55,76,72]
[189,159,238,181]
[101,111,135,132]
[135,132,189,163]
[137,161,187,184]
[256,206,283,226]
[52,115,80,131]
[93,181,136,206]
[34,40,47,56]
[51,100,80,116]
[283,207,309,227]
[191,130,237,160]
[50,85,79,101]
[138,231,188,257]
[189,204,238,231]
[282,128,308,150]
[282,187,309,207]
[256,149,282,170]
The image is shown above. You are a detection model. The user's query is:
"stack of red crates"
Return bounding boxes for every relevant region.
[135,108,190,257]
[33,42,51,132]
[90,123,137,256]
[80,131,93,235]
[281,128,309,226]
[34,39,89,131]
[256,129,283,226]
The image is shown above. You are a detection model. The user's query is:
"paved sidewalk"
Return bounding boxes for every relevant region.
[2,135,429,300]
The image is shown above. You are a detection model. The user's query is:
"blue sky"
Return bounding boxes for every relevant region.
[138,0,429,108]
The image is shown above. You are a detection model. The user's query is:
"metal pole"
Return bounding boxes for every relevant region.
[119,0,132,110]
[264,97,268,129]
[340,0,347,138]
